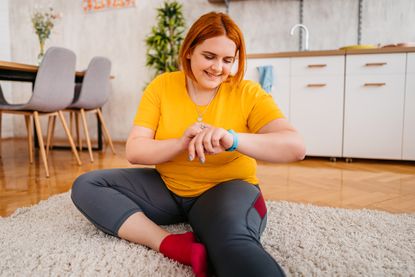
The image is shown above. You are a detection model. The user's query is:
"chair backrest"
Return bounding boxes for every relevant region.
[69,57,112,110]
[25,47,76,112]
[0,84,9,105]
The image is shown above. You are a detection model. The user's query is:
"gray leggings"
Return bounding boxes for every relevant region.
[71,168,285,277]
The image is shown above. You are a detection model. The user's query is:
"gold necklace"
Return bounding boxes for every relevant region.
[189,80,219,123]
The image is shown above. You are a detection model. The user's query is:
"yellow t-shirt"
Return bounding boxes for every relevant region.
[133,71,284,197]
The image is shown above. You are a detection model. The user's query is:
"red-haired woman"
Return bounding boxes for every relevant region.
[72,12,305,277]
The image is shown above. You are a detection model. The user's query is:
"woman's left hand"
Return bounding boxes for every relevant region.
[188,124,233,163]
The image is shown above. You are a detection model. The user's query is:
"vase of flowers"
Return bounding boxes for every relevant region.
[31,8,61,64]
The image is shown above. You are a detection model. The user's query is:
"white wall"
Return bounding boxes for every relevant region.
[0,0,13,138]
[362,0,415,45]
[303,0,358,50]
[3,0,415,141]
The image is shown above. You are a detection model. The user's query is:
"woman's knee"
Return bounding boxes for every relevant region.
[189,180,267,241]
[71,170,109,206]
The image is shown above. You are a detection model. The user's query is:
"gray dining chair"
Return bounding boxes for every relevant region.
[0,84,10,105]
[47,56,115,163]
[0,47,82,177]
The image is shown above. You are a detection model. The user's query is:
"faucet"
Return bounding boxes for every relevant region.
[290,24,309,51]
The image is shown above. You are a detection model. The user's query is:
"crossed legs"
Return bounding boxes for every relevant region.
[71,168,285,277]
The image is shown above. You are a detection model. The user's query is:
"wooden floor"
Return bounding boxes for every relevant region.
[1,138,414,217]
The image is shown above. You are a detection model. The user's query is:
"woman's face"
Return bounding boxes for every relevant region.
[188,35,237,90]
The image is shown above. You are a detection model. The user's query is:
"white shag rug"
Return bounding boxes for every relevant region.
[1,192,414,276]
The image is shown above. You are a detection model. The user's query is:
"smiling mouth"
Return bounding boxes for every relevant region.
[204,70,221,79]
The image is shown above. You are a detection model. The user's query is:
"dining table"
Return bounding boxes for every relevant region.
[0,60,103,150]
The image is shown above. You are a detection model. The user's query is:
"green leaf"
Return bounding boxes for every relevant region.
[144,0,186,79]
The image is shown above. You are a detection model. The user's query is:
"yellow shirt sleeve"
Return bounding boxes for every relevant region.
[242,81,285,133]
[133,74,164,130]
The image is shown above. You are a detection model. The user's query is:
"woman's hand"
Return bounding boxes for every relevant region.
[180,123,205,151]
[188,124,234,163]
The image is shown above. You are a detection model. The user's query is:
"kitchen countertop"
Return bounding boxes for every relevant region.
[247,46,415,59]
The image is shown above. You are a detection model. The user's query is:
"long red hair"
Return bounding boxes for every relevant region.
[179,12,246,84]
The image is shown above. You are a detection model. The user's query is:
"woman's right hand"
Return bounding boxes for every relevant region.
[180,123,207,151]
[187,125,234,163]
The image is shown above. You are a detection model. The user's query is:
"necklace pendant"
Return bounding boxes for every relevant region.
[197,116,203,122]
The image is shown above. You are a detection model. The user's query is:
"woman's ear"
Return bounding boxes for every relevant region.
[186,49,193,59]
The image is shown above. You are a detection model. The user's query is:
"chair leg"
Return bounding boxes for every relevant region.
[46,115,56,156]
[33,111,49,178]
[24,115,34,163]
[96,109,115,154]
[69,111,80,150]
[69,111,74,134]
[0,112,2,157]
[57,111,82,166]
[75,112,82,151]
[80,109,94,163]
[46,115,57,153]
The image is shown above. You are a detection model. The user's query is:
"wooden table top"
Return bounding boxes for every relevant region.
[0,60,85,78]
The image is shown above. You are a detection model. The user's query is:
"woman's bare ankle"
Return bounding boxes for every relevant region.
[117,212,169,250]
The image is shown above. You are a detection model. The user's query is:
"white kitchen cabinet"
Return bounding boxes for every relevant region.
[244,58,290,119]
[343,53,406,160]
[290,56,345,157]
[246,50,415,161]
[402,53,415,160]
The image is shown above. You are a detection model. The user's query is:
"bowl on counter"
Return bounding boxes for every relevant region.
[339,44,377,50]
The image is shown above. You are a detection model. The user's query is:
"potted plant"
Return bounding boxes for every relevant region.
[145,1,186,79]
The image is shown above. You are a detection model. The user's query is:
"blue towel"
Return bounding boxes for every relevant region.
[257,65,273,93]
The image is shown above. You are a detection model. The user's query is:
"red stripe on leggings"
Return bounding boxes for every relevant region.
[254,192,267,219]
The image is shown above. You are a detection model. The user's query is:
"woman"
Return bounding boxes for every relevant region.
[72,12,305,277]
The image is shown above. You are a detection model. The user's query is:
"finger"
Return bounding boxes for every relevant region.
[208,130,226,154]
[184,124,203,141]
[194,133,206,164]
[202,129,215,154]
[211,128,222,148]
[191,125,203,136]
[188,137,196,161]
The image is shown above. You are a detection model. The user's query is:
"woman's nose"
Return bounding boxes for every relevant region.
[211,60,222,72]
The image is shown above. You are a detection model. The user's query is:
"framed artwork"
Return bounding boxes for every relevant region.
[82,0,136,13]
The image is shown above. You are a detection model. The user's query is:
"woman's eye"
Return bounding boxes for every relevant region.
[224,59,233,64]
[204,55,214,60]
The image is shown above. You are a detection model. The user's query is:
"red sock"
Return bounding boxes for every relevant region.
[191,243,208,277]
[159,232,208,277]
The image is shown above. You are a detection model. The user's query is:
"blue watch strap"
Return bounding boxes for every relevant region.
[226,129,239,151]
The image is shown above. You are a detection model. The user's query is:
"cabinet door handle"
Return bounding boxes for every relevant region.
[364,62,387,67]
[307,64,327,68]
[364,82,386,87]
[307,83,327,87]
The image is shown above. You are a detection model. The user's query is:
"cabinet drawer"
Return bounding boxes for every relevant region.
[245,58,290,80]
[345,73,404,89]
[291,56,345,76]
[346,53,406,75]
[344,75,405,105]
[291,75,344,92]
